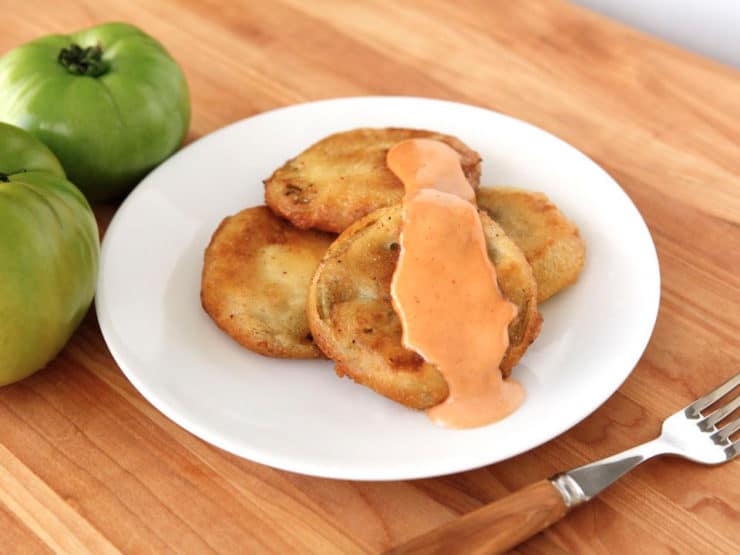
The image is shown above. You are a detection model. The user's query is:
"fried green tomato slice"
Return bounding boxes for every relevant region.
[476,187,586,303]
[201,206,334,358]
[264,128,482,233]
[307,205,542,409]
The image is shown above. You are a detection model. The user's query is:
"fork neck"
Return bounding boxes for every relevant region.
[551,438,669,508]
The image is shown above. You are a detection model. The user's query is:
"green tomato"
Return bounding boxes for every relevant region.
[0,122,99,385]
[0,22,190,202]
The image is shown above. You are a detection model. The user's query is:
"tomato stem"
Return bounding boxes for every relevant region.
[0,173,9,183]
[58,43,109,77]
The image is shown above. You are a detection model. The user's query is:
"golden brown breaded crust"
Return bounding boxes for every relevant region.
[307,205,541,410]
[201,206,334,358]
[264,128,481,233]
[476,187,586,303]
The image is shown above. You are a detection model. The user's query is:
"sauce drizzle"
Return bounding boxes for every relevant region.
[388,139,525,429]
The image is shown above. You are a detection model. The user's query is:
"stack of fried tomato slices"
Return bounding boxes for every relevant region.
[201,128,585,410]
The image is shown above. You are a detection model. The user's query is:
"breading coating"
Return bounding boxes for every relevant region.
[201,206,334,358]
[307,205,542,409]
[476,187,586,302]
[264,128,481,233]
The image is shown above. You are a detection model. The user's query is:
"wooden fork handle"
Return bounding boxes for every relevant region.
[386,480,568,555]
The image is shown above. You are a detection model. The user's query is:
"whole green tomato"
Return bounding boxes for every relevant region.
[0,122,99,385]
[0,22,190,202]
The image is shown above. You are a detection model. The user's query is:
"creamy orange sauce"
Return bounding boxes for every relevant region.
[387,139,524,429]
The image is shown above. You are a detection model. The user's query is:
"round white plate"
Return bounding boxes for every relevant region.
[97,97,660,480]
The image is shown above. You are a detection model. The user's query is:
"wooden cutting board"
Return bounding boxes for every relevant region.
[1,1,739,552]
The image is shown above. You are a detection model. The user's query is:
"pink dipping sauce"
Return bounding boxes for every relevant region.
[387,139,524,428]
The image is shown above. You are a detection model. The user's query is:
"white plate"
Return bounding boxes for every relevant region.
[97,97,660,480]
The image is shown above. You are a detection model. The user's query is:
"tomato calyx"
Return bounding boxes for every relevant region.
[0,173,9,183]
[58,43,109,77]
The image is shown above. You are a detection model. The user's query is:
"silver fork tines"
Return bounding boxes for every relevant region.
[714,417,740,443]
[701,394,740,431]
[726,443,739,459]
[685,373,740,417]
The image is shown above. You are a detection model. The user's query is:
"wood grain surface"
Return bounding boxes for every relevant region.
[2,0,739,553]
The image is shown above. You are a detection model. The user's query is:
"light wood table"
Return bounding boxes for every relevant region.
[2,1,739,553]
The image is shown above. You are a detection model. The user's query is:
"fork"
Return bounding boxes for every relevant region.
[388,372,740,555]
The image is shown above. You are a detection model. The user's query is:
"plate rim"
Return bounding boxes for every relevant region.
[96,95,661,480]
